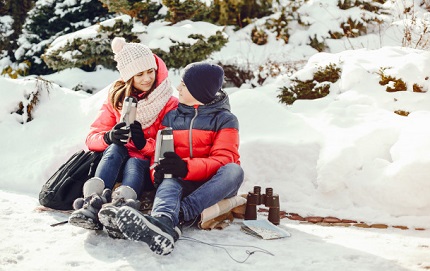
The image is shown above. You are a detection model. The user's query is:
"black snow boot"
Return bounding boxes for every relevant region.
[116,206,181,256]
[98,196,141,239]
[68,189,111,230]
[98,186,140,239]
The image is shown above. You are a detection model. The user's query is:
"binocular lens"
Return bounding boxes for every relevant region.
[244,186,280,225]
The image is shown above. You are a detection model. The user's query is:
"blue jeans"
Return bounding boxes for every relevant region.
[151,163,244,226]
[95,144,152,198]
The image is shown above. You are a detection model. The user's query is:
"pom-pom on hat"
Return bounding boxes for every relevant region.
[111,37,157,82]
[182,62,224,104]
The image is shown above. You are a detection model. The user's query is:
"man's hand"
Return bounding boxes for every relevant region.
[153,165,165,189]
[159,152,188,178]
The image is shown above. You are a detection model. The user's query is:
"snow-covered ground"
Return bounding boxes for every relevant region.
[1,46,429,270]
[1,190,429,271]
[1,1,430,269]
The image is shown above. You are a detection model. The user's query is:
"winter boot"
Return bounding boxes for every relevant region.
[140,189,156,214]
[68,177,111,230]
[116,206,181,256]
[98,186,141,239]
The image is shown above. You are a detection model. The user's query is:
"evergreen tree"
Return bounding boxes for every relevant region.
[152,31,228,69]
[43,17,138,72]
[210,0,275,27]
[161,0,275,27]
[0,0,33,62]
[99,0,163,25]
[15,0,113,75]
[162,0,211,24]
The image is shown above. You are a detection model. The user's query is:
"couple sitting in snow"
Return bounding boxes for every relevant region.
[68,37,244,256]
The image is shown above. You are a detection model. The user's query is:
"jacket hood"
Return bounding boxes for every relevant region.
[154,54,168,87]
[177,89,231,115]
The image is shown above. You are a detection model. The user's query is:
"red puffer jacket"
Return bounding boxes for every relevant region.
[161,90,240,182]
[86,54,178,160]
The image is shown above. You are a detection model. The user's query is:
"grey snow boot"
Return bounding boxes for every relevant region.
[98,186,141,239]
[116,206,181,256]
[68,188,111,230]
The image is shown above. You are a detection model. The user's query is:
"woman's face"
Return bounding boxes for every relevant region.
[132,68,156,93]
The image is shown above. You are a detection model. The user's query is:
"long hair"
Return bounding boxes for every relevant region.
[110,80,133,111]
[109,71,158,111]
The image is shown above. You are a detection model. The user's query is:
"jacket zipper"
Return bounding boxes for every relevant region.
[189,105,199,158]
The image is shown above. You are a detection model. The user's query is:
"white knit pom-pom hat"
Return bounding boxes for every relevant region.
[111,37,157,82]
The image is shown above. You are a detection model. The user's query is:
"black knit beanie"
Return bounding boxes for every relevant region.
[182,62,224,104]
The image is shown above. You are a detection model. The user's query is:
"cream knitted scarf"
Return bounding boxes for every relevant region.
[135,78,173,129]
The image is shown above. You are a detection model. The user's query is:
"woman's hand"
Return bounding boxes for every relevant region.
[130,121,146,150]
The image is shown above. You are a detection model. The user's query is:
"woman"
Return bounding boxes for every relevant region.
[68,37,178,239]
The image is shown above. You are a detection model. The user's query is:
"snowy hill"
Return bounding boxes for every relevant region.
[0,46,429,270]
[0,0,429,270]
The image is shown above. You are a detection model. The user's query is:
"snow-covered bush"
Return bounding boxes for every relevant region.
[143,20,228,69]
[162,0,275,27]
[1,60,31,79]
[278,63,341,105]
[42,16,137,71]
[99,0,163,25]
[0,0,33,75]
[209,0,275,27]
[163,0,211,24]
[293,0,389,51]
[14,77,53,123]
[153,31,227,69]
[14,0,112,75]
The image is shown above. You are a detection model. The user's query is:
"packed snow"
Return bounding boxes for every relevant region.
[1,1,429,270]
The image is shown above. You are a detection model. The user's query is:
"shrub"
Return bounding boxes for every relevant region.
[308,34,326,52]
[337,0,386,12]
[278,63,341,105]
[15,0,112,75]
[413,83,425,93]
[264,8,290,43]
[42,18,137,71]
[251,27,268,45]
[207,0,275,28]
[299,0,388,51]
[72,83,97,94]
[259,60,305,84]
[341,17,366,38]
[99,0,163,25]
[314,63,342,83]
[0,0,33,62]
[377,67,407,92]
[162,0,211,24]
[221,59,305,88]
[151,31,228,69]
[1,60,31,79]
[43,38,114,71]
[15,77,52,123]
[222,64,254,87]
[43,16,227,72]
[394,110,409,116]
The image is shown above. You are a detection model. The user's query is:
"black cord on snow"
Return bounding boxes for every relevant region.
[50,220,68,227]
[179,236,274,263]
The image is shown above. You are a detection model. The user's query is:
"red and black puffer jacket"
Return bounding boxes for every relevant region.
[161,90,240,182]
[86,54,178,160]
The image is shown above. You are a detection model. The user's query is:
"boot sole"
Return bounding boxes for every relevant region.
[69,212,102,230]
[116,207,174,256]
[98,207,124,239]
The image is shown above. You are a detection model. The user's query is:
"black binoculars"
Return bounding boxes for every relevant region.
[244,186,280,225]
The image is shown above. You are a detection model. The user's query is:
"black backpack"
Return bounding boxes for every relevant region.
[39,150,103,210]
